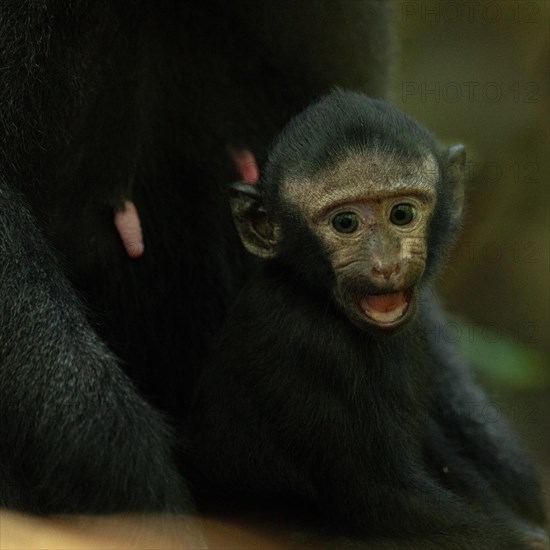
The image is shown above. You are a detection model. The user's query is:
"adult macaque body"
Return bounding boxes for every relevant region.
[0,1,394,514]
[186,91,548,549]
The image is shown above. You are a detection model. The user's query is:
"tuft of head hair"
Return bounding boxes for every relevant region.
[260,89,444,198]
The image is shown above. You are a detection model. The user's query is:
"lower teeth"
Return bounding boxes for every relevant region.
[363,302,407,323]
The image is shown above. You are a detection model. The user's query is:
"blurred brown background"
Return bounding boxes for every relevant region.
[393,0,549,514]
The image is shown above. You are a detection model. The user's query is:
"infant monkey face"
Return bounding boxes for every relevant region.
[319,195,432,331]
[298,152,436,331]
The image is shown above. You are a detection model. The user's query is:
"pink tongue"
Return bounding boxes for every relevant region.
[360,292,406,313]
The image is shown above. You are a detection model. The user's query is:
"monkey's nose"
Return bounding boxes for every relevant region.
[371,263,400,280]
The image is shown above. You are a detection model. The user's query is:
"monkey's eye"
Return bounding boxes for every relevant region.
[332,212,360,234]
[390,204,416,226]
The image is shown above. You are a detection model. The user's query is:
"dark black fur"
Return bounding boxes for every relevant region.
[185,93,547,548]
[0,1,394,514]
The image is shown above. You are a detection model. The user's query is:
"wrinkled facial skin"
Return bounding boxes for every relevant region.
[282,150,438,330]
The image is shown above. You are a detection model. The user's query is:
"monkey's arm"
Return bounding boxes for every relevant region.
[424,300,547,527]
[0,183,187,513]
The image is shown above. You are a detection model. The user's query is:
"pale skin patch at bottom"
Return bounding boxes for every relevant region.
[114,200,144,258]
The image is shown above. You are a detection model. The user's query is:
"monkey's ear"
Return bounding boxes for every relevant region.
[229,182,279,259]
[446,144,466,223]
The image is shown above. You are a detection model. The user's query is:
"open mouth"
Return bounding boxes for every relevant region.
[357,288,413,326]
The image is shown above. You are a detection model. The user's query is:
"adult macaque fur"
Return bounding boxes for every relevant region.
[0,1,393,516]
[185,91,548,549]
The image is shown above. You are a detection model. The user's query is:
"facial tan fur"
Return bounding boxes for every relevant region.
[280,149,438,291]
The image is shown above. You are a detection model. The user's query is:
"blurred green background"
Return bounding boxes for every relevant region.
[392,0,549,515]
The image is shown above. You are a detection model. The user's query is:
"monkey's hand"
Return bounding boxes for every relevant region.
[228,145,259,184]
[114,200,145,258]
